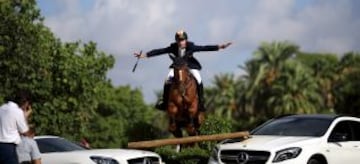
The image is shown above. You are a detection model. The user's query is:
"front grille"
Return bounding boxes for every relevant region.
[220,150,270,164]
[127,156,160,164]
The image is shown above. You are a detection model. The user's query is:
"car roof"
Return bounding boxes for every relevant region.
[275,114,360,121]
[277,114,339,120]
[34,135,61,139]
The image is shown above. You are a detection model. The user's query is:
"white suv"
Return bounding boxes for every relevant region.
[35,136,163,164]
[209,114,360,164]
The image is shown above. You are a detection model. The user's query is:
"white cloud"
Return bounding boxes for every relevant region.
[38,0,360,102]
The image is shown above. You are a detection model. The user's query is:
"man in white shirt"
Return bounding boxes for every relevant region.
[0,90,32,164]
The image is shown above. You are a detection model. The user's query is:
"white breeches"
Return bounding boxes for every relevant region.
[167,68,202,84]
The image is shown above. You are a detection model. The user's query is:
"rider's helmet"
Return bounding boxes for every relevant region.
[175,30,188,41]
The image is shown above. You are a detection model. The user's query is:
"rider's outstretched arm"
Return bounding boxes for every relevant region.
[191,42,232,52]
[134,46,171,58]
[146,46,171,57]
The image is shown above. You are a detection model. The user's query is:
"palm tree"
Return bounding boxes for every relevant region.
[267,60,323,115]
[296,53,339,111]
[241,41,300,117]
[333,52,360,116]
[206,73,242,120]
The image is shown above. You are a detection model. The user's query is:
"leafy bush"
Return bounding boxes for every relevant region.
[198,114,233,152]
[156,146,209,164]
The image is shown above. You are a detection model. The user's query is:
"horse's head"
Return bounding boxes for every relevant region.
[173,58,190,83]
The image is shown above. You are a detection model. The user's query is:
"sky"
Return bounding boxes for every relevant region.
[36,0,360,103]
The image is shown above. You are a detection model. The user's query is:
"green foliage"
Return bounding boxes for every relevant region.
[206,41,360,134]
[333,52,360,116]
[154,115,232,164]
[199,114,232,136]
[199,114,232,152]
[0,0,55,99]
[156,146,209,164]
[206,74,242,121]
[0,0,154,148]
[267,60,323,115]
[88,86,162,148]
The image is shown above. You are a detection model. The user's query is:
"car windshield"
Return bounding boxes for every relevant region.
[251,116,333,137]
[35,137,86,153]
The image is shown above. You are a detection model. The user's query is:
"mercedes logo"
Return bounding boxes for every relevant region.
[236,152,249,164]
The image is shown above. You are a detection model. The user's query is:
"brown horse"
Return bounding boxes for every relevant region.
[167,58,202,138]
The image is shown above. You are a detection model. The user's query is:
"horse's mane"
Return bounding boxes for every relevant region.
[173,58,188,69]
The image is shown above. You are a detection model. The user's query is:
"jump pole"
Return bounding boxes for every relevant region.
[128,131,250,149]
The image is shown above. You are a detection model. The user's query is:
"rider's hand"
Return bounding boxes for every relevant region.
[219,42,232,49]
[134,52,146,58]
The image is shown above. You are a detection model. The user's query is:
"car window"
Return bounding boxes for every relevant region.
[35,137,86,153]
[350,121,360,141]
[251,117,332,137]
[328,121,353,142]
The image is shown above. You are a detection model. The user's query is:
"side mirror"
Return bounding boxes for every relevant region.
[329,132,348,142]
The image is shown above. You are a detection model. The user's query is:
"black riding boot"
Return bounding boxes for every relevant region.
[155,82,171,111]
[197,83,206,112]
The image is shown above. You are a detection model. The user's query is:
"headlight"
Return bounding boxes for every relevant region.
[90,156,119,164]
[211,147,219,161]
[273,147,302,163]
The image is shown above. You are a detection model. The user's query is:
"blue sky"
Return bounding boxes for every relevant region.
[36,0,360,103]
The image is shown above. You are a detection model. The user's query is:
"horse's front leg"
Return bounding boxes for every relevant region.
[167,103,182,138]
[186,100,198,136]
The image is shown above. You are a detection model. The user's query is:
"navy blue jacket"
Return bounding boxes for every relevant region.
[146,41,219,70]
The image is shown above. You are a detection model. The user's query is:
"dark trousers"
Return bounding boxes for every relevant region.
[0,143,18,164]
[20,162,31,164]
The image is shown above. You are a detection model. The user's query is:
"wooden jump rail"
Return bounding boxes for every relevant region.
[127,131,250,149]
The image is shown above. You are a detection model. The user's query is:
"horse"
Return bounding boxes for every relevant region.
[167,58,202,139]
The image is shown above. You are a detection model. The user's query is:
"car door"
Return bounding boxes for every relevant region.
[326,121,359,164]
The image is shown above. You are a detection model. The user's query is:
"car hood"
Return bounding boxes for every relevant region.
[219,135,320,151]
[41,149,161,164]
[77,149,160,159]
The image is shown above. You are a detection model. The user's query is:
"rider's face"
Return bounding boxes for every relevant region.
[177,39,187,48]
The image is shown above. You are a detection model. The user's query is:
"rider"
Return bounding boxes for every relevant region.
[134,30,232,114]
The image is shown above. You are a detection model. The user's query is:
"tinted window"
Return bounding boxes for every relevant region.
[35,137,85,153]
[328,121,353,142]
[350,121,360,141]
[251,117,333,137]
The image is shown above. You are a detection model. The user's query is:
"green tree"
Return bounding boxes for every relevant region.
[35,41,115,140]
[267,60,323,115]
[333,52,360,116]
[0,0,116,141]
[243,41,299,117]
[0,0,55,101]
[88,85,164,148]
[296,53,339,111]
[206,74,241,120]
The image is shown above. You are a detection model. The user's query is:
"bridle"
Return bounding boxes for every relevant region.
[174,66,193,97]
